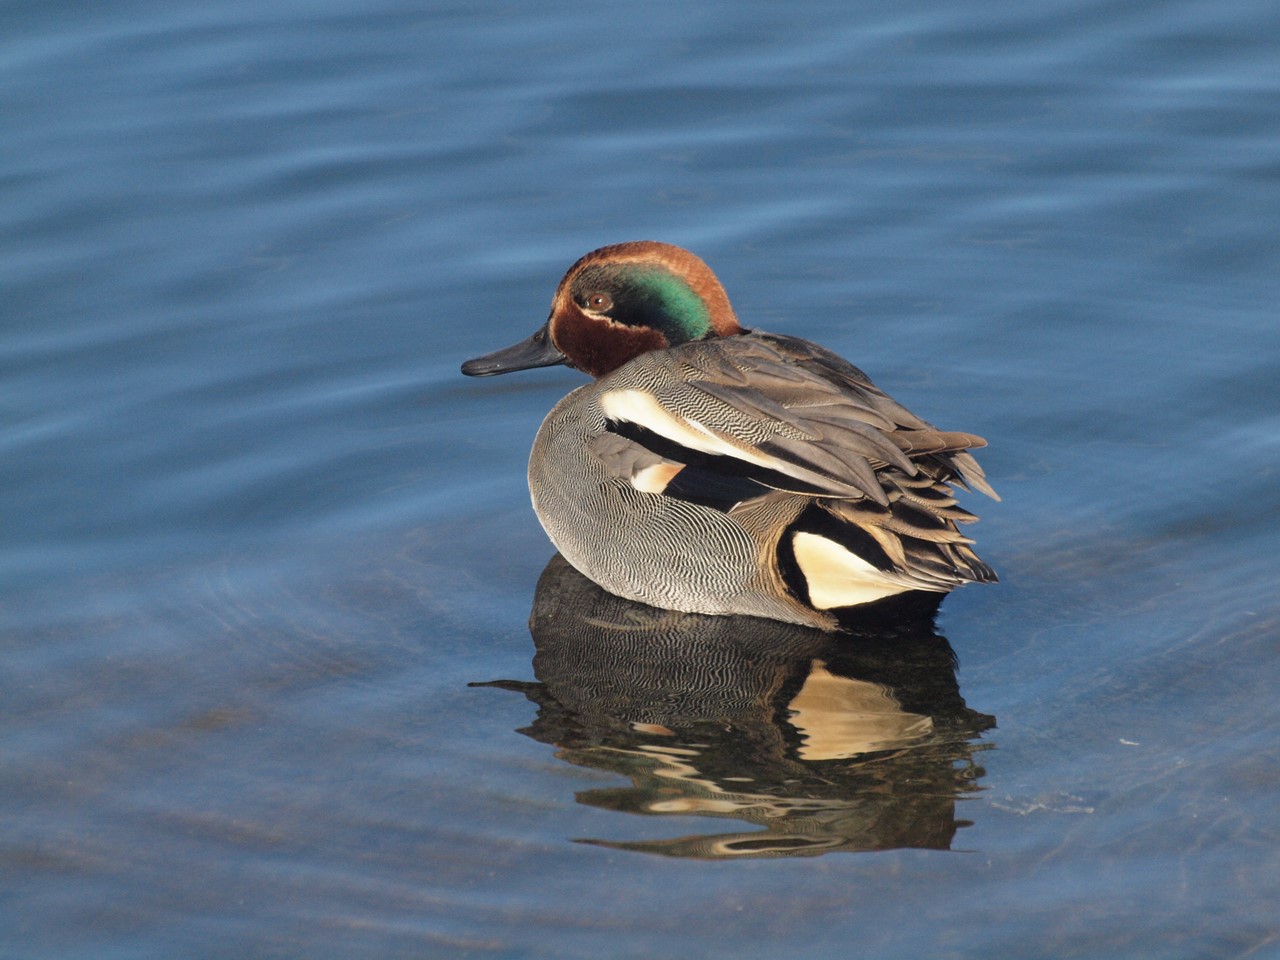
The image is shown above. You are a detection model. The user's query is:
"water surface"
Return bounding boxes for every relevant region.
[4,0,1280,957]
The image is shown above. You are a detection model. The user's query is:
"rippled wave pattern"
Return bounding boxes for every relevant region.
[3,0,1279,957]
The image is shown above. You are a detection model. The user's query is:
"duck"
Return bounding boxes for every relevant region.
[462,241,998,631]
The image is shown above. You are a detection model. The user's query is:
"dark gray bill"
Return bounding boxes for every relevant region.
[461,325,567,377]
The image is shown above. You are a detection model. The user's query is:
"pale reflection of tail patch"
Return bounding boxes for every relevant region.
[787,660,933,760]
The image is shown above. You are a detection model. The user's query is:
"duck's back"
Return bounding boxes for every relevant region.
[528,332,996,630]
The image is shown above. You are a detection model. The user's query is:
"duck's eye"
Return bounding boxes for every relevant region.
[584,292,613,312]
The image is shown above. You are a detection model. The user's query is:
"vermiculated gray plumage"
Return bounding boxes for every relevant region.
[528,331,997,630]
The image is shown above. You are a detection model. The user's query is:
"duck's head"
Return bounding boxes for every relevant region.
[462,241,743,380]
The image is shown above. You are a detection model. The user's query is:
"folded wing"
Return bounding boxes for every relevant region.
[594,333,998,508]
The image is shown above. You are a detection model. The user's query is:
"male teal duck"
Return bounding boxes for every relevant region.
[462,241,998,631]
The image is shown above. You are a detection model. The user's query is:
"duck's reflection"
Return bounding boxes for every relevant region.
[477,555,995,859]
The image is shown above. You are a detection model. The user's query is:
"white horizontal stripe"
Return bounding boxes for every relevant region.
[600,387,781,473]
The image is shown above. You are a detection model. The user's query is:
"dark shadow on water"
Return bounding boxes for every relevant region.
[473,555,996,860]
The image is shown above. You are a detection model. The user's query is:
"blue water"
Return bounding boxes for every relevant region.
[4,0,1280,957]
